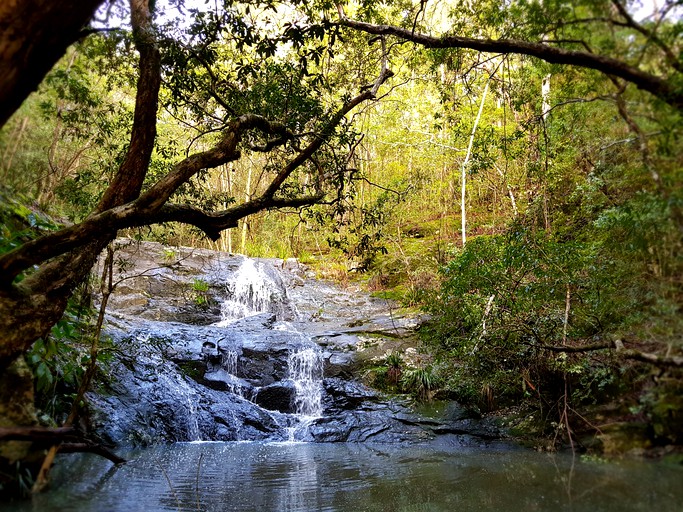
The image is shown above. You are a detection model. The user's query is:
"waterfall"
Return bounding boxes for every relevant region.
[204,348,245,397]
[220,349,245,397]
[221,350,238,375]
[215,258,286,325]
[159,373,201,441]
[288,347,323,418]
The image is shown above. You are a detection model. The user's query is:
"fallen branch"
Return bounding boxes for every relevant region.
[538,338,683,367]
[0,426,125,465]
[57,443,126,465]
[539,341,614,353]
[0,426,79,442]
[614,339,683,367]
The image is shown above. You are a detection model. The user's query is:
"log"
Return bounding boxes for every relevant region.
[0,426,125,464]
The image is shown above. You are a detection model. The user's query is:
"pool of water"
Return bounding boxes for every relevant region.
[7,442,682,511]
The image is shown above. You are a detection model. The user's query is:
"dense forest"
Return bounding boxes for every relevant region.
[1,0,682,497]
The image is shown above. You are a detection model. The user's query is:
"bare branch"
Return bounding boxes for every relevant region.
[539,339,683,367]
[0,426,126,465]
[140,193,325,241]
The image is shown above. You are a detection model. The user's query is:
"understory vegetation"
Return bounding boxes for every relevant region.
[1,0,682,456]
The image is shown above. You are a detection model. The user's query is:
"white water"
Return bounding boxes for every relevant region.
[288,347,323,417]
[220,349,244,396]
[221,350,238,375]
[213,258,323,441]
[215,259,284,325]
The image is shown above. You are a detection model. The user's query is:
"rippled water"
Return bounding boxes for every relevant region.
[7,442,682,512]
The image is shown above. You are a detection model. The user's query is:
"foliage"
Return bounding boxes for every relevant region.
[400,366,440,401]
[190,278,211,307]
[422,183,681,431]
[24,291,103,423]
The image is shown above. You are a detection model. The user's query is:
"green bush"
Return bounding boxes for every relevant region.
[401,366,440,401]
[422,195,679,420]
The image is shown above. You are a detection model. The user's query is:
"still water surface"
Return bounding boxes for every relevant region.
[7,442,682,512]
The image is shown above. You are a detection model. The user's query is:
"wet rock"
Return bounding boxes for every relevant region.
[254,382,296,413]
[85,240,508,448]
[203,369,254,398]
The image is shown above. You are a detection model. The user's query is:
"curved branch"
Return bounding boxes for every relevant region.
[0,64,393,284]
[96,0,161,210]
[336,10,683,110]
[144,193,326,240]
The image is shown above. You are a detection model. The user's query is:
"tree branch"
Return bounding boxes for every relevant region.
[140,193,325,240]
[96,0,161,211]
[540,341,614,353]
[0,63,393,284]
[0,426,125,465]
[539,339,683,367]
[611,0,683,73]
[336,8,683,111]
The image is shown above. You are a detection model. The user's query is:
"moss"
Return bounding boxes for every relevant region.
[598,423,652,456]
[645,379,683,444]
[176,360,206,382]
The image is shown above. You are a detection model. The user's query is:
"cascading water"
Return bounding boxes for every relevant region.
[158,372,201,441]
[211,257,324,441]
[215,258,285,325]
[221,350,238,375]
[289,347,323,417]
[284,345,323,441]
[217,349,244,396]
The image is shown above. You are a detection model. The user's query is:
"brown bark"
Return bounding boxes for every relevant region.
[0,0,104,128]
[0,0,159,371]
[96,0,160,210]
[0,427,125,465]
[337,12,683,111]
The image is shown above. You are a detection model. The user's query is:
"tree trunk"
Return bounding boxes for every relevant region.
[0,0,159,371]
[460,79,490,247]
[0,0,104,128]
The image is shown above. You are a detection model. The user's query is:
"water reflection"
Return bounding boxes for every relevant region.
[9,442,682,511]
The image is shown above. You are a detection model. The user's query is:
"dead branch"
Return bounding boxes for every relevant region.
[539,339,683,367]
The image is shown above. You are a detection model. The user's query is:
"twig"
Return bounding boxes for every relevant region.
[195,452,203,511]
[159,462,182,512]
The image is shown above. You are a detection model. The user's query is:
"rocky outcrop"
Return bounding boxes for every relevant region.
[86,240,507,448]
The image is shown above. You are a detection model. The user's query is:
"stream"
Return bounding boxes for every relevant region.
[5,241,682,510]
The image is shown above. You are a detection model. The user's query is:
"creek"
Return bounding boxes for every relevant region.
[9,241,683,510]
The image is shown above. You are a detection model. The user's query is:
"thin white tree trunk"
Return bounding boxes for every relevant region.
[240,165,252,254]
[461,79,490,247]
[562,284,571,345]
[541,74,551,120]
